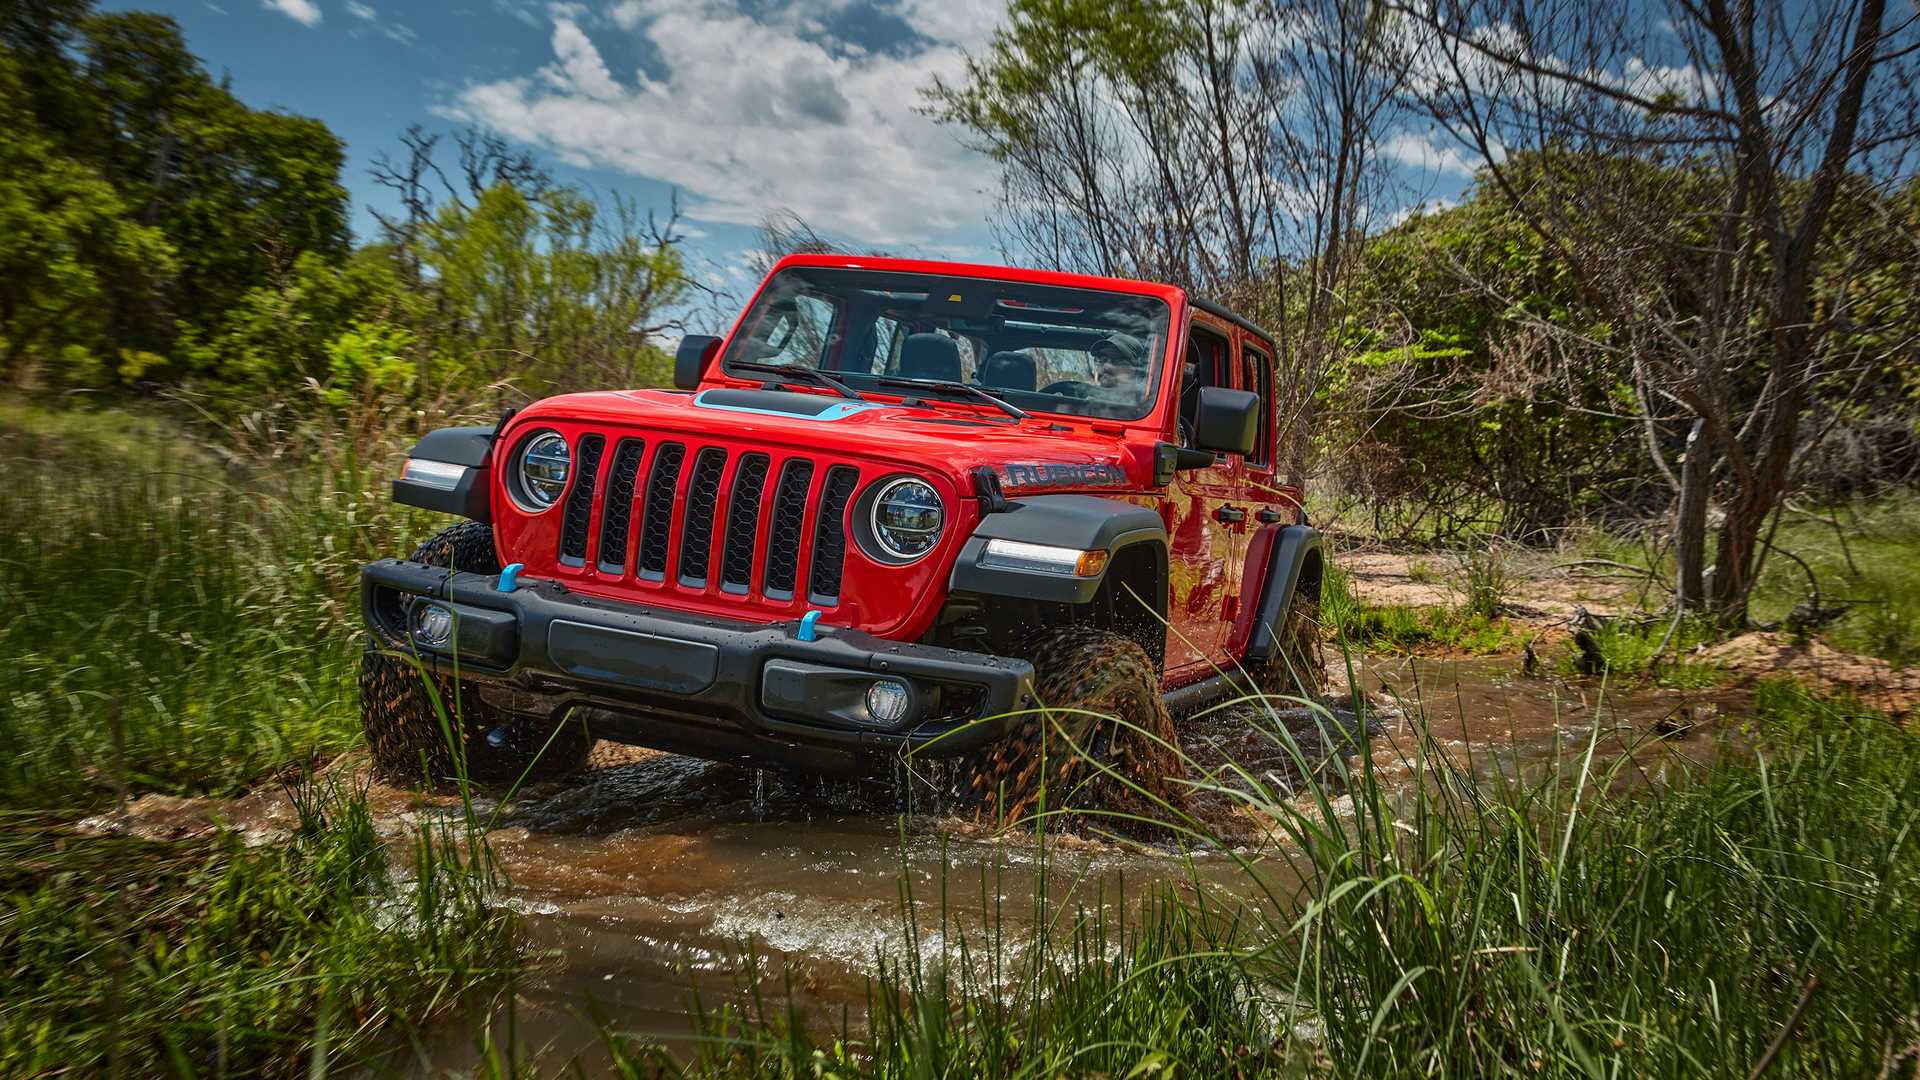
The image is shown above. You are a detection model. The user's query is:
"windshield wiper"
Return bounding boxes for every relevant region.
[728,361,862,400]
[878,377,1030,421]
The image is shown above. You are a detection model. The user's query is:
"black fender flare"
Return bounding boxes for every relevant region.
[1245,525,1325,663]
[948,494,1167,609]
[393,425,496,523]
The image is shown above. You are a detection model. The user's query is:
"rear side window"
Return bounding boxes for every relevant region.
[1243,342,1274,467]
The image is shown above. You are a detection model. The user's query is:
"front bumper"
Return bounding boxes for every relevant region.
[361,559,1033,772]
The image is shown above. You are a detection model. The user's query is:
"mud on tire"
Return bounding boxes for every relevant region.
[360,523,592,787]
[957,627,1184,828]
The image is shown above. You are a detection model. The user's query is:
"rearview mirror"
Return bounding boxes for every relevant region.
[674,335,722,391]
[1192,386,1259,456]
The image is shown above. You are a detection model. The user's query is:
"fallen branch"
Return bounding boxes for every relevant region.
[1746,975,1819,1080]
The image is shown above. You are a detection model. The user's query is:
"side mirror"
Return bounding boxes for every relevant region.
[1192,386,1259,456]
[674,335,722,391]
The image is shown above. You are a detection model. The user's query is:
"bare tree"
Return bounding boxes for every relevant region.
[1395,0,1920,621]
[929,0,1409,485]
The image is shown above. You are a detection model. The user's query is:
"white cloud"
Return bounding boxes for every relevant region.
[546,16,624,101]
[448,0,1005,246]
[1380,130,1481,177]
[263,0,322,26]
[341,0,417,44]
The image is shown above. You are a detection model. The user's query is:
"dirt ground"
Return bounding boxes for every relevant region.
[1339,547,1639,621]
[1699,632,1919,718]
[1339,544,1917,718]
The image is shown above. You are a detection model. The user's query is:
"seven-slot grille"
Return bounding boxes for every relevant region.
[555,436,873,606]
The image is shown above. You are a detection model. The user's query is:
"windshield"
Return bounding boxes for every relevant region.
[718,267,1172,420]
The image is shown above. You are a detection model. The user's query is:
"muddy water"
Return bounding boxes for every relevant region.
[86,654,1738,1071]
[384,655,1736,1070]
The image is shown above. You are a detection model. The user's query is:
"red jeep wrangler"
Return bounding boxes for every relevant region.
[360,255,1326,819]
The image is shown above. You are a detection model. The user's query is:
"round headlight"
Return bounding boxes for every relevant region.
[869,477,943,560]
[516,431,571,510]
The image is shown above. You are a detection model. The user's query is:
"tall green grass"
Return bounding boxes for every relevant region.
[0,402,524,1074]
[0,782,516,1076]
[1319,563,1522,654]
[0,403,437,810]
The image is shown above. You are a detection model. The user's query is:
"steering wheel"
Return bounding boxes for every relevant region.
[1040,380,1094,398]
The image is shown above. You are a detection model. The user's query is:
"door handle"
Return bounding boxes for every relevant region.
[1213,506,1246,524]
[1256,508,1287,524]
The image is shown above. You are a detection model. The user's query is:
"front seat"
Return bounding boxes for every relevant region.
[898,333,963,382]
[977,350,1037,392]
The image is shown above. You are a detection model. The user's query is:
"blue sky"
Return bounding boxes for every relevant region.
[104,0,1481,296]
[104,0,1023,290]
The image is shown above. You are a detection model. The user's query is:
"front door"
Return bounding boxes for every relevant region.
[1163,322,1241,678]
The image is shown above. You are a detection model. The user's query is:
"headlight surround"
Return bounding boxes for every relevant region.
[511,430,571,511]
[865,477,944,561]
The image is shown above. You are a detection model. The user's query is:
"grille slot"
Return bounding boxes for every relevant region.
[597,439,645,575]
[679,448,727,587]
[558,434,605,565]
[721,454,771,593]
[808,466,859,604]
[635,442,686,581]
[763,459,815,600]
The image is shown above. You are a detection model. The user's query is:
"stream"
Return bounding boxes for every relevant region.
[92,653,1739,1071]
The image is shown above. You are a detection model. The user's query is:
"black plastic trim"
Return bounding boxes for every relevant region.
[394,425,498,522]
[1245,525,1325,662]
[361,559,1034,763]
[392,467,491,523]
[948,494,1168,605]
[409,426,497,467]
[1190,297,1278,349]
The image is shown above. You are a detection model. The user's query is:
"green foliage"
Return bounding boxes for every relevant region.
[1561,614,1725,688]
[0,50,174,380]
[1,2,689,419]
[1319,564,1522,654]
[1749,498,1920,668]
[1329,164,1649,541]
[0,403,519,1074]
[0,402,437,811]
[0,784,515,1077]
[0,4,349,382]
[422,185,690,394]
[1452,541,1514,618]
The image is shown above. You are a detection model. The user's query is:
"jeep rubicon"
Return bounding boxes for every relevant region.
[361,254,1326,821]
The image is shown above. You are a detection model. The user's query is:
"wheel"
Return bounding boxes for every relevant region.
[957,628,1185,828]
[360,523,593,786]
[1246,592,1326,701]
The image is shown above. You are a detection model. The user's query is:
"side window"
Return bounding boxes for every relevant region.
[1179,325,1232,448]
[1243,341,1274,468]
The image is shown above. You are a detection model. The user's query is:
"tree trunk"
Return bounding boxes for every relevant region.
[1674,416,1712,610]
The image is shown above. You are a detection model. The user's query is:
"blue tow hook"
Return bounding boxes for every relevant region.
[496,562,525,593]
[796,609,823,642]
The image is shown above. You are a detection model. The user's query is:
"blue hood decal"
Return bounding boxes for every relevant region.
[691,389,886,422]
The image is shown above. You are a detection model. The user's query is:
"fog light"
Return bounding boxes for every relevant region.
[411,602,455,649]
[865,679,911,724]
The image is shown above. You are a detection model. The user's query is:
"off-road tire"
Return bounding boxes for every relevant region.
[957,628,1184,829]
[360,523,592,786]
[1247,593,1326,702]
